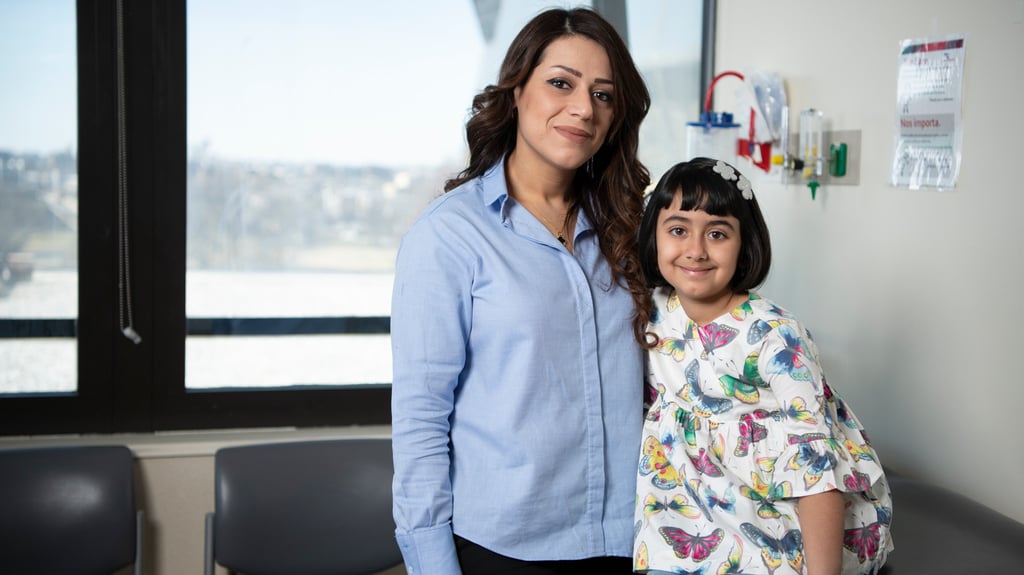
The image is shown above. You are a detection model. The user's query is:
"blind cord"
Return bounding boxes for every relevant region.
[116,0,141,345]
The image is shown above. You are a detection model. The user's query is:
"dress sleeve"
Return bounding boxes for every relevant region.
[390,215,472,575]
[757,320,886,498]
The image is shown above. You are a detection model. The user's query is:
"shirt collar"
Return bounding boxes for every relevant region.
[484,157,593,235]
[480,158,509,210]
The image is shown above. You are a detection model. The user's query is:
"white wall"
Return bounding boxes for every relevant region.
[714,0,1024,521]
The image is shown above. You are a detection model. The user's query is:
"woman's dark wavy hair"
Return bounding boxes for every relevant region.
[445,7,652,343]
[634,157,772,347]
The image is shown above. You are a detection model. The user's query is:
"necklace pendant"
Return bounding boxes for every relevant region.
[557,234,566,244]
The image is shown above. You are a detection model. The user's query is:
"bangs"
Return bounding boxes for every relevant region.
[655,168,739,218]
[676,182,734,216]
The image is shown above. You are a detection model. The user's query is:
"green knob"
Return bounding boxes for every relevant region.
[829,143,847,177]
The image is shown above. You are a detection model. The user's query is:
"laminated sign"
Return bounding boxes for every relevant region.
[891,35,966,190]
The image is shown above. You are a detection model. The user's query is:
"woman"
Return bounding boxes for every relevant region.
[391,8,651,574]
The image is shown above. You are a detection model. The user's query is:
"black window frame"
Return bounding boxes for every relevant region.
[0,0,713,436]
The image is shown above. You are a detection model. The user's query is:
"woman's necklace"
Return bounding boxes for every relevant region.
[532,209,568,244]
[515,196,570,245]
[504,159,573,246]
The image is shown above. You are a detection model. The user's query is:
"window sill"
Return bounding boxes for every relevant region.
[0,425,392,459]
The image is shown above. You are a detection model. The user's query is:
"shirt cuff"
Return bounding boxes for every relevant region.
[396,523,461,575]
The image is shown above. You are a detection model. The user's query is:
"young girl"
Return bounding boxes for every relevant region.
[632,158,892,575]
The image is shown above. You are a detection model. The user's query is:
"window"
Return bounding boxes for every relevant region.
[0,0,78,394]
[627,0,709,179]
[183,0,483,389]
[0,0,710,435]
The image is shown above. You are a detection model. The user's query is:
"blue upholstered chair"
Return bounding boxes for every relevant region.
[204,437,402,575]
[0,444,144,575]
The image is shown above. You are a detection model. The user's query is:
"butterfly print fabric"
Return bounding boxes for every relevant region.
[634,289,893,574]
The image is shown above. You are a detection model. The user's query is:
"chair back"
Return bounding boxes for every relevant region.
[0,444,142,575]
[205,437,402,575]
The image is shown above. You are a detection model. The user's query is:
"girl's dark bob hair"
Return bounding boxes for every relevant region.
[638,157,772,292]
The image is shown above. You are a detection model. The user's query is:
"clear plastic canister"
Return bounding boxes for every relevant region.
[685,112,739,165]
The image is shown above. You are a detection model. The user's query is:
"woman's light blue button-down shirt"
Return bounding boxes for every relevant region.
[391,160,643,575]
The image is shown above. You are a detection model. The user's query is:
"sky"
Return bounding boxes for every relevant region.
[0,0,77,155]
[0,0,488,166]
[1,0,703,168]
[186,0,486,166]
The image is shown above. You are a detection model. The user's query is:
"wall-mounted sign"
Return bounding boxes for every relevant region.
[891,35,966,190]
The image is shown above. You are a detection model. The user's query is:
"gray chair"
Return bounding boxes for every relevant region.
[204,437,403,575]
[878,470,1024,574]
[0,444,144,575]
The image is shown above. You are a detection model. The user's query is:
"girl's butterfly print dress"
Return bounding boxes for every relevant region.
[634,289,893,575]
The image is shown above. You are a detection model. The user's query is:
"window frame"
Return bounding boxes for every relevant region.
[0,0,712,436]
